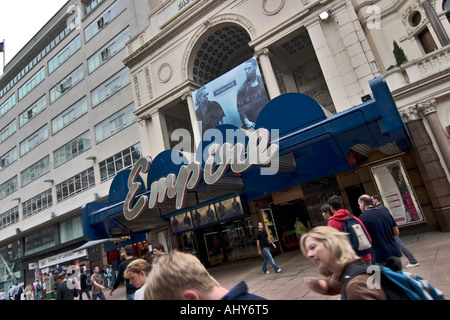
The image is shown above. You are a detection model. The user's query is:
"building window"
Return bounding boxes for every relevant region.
[19,95,47,128]
[50,65,84,104]
[52,96,88,134]
[20,156,51,187]
[90,67,131,107]
[0,120,16,144]
[24,226,57,256]
[418,28,438,53]
[22,189,53,219]
[48,34,81,74]
[0,93,16,119]
[53,131,91,168]
[18,67,45,101]
[20,124,49,157]
[0,176,18,200]
[84,0,126,42]
[60,216,83,243]
[87,26,130,74]
[0,147,17,172]
[99,143,141,181]
[56,167,95,202]
[94,103,136,143]
[0,207,19,230]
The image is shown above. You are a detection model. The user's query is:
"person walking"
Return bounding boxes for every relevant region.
[110,245,138,300]
[144,250,266,300]
[125,259,152,300]
[372,195,419,268]
[55,272,79,300]
[327,195,372,265]
[79,268,91,300]
[105,265,113,288]
[91,266,106,300]
[256,221,281,274]
[358,194,402,270]
[300,226,387,300]
[319,204,333,225]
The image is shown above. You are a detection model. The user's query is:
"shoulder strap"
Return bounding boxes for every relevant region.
[341,264,368,300]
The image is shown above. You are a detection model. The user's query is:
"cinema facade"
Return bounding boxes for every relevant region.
[82,0,450,266]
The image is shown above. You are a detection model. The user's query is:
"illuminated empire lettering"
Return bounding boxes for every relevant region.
[123,129,278,220]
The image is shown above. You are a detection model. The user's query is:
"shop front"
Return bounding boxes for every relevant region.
[79,76,435,268]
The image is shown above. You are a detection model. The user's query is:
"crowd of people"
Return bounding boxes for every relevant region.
[2,193,428,301]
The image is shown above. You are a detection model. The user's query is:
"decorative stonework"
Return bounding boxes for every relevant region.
[145,67,153,99]
[262,0,285,16]
[181,13,257,80]
[133,74,141,106]
[158,63,173,83]
[402,0,428,39]
[400,106,421,123]
[417,98,437,116]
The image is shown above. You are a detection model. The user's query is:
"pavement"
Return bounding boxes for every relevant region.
[107,230,450,300]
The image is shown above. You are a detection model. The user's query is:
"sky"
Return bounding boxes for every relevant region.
[0,0,68,72]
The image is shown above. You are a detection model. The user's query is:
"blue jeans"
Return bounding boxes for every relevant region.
[79,288,91,300]
[395,236,418,264]
[92,291,106,300]
[262,247,279,272]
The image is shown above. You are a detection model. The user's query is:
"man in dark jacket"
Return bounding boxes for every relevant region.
[56,271,78,300]
[109,245,137,300]
[358,194,402,270]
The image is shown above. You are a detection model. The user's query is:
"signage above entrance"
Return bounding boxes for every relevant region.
[123,128,279,221]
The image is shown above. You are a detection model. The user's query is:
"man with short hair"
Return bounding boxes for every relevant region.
[372,195,419,268]
[110,245,137,300]
[144,250,265,300]
[91,266,106,300]
[256,222,281,274]
[358,194,402,270]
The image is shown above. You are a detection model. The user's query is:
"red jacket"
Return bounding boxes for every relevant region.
[328,209,372,262]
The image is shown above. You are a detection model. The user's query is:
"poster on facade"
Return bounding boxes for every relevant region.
[370,159,423,225]
[261,208,279,242]
[170,212,193,234]
[192,204,218,227]
[215,196,244,221]
[192,56,269,135]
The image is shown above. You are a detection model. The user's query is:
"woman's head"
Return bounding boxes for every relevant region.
[300,226,359,276]
[125,258,152,288]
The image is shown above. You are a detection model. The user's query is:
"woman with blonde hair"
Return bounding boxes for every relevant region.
[125,258,152,300]
[300,226,387,300]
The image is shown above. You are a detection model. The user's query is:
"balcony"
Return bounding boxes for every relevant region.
[384,45,450,91]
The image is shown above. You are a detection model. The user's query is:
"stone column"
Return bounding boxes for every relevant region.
[401,106,450,232]
[416,99,450,171]
[255,48,281,99]
[183,91,201,152]
[148,110,167,156]
[305,20,350,112]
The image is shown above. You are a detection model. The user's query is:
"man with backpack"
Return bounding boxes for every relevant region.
[327,195,372,265]
[358,194,402,270]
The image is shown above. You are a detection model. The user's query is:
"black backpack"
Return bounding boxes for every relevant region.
[342,215,372,256]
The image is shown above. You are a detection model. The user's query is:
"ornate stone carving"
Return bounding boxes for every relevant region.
[158,63,173,83]
[145,67,153,99]
[262,0,285,16]
[400,106,421,123]
[133,74,141,106]
[417,98,437,116]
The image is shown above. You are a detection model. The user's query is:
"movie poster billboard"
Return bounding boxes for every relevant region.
[370,160,423,225]
[192,57,269,135]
